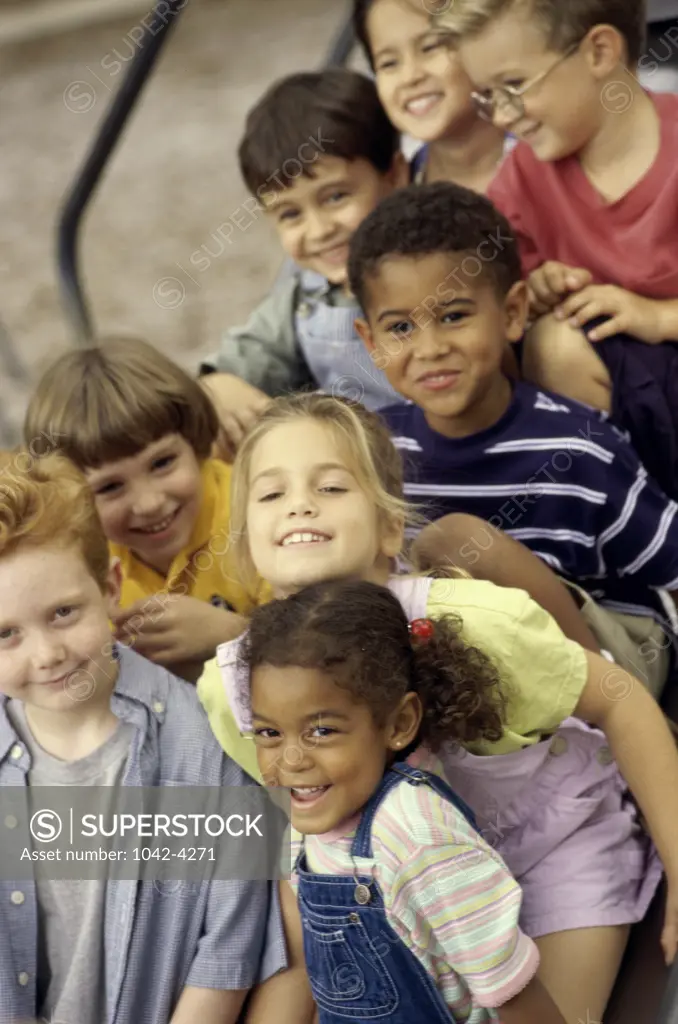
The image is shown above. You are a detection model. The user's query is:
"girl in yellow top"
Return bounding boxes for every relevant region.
[23,336,265,682]
[201,392,678,1024]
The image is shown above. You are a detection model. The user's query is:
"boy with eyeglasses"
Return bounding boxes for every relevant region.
[433,0,678,502]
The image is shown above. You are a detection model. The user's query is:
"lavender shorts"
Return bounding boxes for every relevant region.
[439,718,663,938]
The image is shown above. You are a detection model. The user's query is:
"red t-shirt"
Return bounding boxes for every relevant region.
[488,91,678,299]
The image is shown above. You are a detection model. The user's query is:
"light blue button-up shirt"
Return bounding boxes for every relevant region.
[0,646,287,1024]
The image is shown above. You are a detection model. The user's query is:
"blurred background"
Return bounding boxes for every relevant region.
[0,0,350,439]
[0,0,676,447]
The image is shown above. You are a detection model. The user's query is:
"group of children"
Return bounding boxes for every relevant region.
[4,0,678,1021]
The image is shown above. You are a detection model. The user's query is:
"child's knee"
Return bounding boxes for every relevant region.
[523,314,611,410]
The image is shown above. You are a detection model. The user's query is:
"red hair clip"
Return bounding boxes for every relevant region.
[409,618,435,641]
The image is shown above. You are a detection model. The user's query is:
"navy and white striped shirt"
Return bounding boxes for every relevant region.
[381,382,678,624]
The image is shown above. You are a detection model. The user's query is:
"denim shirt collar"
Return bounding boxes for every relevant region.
[0,644,166,771]
[298,267,332,296]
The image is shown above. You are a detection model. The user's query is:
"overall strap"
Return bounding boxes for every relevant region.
[350,762,477,859]
[393,763,478,829]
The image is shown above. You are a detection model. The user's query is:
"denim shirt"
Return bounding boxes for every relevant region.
[0,646,286,1024]
[202,267,404,412]
[294,270,402,412]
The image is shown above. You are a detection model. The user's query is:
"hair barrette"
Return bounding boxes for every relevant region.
[409,618,435,641]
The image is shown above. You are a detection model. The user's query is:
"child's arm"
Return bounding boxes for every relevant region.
[390,809,542,1021]
[170,987,248,1024]
[201,373,272,460]
[411,515,602,654]
[575,649,678,962]
[553,285,678,343]
[174,873,288,1021]
[244,882,316,1024]
[498,977,565,1023]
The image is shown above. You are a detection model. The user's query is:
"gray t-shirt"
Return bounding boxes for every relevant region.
[7,702,133,1024]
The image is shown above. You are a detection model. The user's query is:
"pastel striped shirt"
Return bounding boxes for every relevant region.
[289,749,539,1021]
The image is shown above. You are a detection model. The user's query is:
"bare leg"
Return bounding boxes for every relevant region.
[523,314,612,413]
[244,883,316,1024]
[535,926,629,1023]
[411,513,601,654]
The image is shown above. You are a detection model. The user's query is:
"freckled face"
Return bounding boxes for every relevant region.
[0,545,119,712]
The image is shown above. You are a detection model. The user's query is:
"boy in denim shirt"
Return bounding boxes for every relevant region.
[200,68,409,454]
[0,452,305,1023]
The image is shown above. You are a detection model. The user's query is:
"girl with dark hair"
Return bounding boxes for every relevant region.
[242,578,565,1023]
[353,0,509,191]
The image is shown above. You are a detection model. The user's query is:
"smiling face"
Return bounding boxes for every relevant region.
[356,251,528,437]
[84,434,203,575]
[0,544,119,712]
[245,419,401,595]
[252,663,418,834]
[368,0,478,142]
[263,155,400,287]
[459,13,602,160]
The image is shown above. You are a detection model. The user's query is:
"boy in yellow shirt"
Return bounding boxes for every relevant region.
[24,338,260,702]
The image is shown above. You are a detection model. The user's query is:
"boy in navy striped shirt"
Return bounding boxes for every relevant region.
[349,182,678,703]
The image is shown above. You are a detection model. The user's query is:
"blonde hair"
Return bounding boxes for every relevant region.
[434,0,645,64]
[0,450,111,589]
[24,336,219,469]
[230,394,412,591]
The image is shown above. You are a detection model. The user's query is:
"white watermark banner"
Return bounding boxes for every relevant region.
[0,786,290,881]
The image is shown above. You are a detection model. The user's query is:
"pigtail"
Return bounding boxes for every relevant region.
[409,614,506,750]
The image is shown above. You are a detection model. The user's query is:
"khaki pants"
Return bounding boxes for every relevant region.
[563,580,672,701]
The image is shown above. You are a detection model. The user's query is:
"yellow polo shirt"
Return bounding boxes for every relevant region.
[111,457,265,614]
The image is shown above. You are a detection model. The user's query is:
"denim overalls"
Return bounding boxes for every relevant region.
[295,761,477,1023]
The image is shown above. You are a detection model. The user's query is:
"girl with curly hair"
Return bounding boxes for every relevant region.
[243,578,564,1023]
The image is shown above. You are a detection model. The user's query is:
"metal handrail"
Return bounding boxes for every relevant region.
[325,8,354,66]
[55,2,354,343]
[56,0,188,343]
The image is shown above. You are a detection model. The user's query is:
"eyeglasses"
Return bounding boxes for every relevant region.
[470,42,580,123]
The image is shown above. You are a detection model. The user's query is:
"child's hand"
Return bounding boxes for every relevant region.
[663,883,678,965]
[200,373,271,459]
[112,594,247,667]
[553,284,666,343]
[527,261,592,317]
